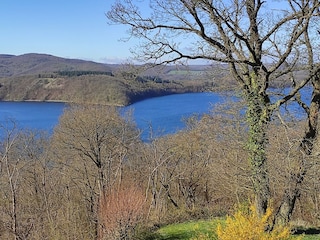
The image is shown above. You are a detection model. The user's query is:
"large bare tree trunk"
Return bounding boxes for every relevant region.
[275,69,320,225]
[245,89,271,216]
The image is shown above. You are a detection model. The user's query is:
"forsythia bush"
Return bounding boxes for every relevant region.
[216,204,298,240]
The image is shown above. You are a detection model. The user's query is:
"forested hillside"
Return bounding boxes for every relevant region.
[0,53,113,77]
[0,53,224,105]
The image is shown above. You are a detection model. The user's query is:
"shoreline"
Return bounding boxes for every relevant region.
[0,89,213,107]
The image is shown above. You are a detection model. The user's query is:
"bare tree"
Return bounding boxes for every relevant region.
[273,15,320,224]
[0,121,20,240]
[107,0,320,217]
[52,104,140,239]
[0,123,57,239]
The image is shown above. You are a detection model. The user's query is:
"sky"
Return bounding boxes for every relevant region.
[0,0,137,64]
[0,1,293,64]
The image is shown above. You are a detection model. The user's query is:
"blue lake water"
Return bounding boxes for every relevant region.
[0,90,310,140]
[0,92,224,139]
[126,92,224,140]
[0,101,65,132]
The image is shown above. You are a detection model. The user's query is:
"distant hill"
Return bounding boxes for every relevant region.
[0,53,115,77]
[0,53,217,105]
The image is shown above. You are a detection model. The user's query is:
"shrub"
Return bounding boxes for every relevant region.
[99,185,147,240]
[215,204,299,240]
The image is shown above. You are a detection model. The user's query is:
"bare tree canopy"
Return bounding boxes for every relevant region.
[107,0,320,219]
[108,2,318,61]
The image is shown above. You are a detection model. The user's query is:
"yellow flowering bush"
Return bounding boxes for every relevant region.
[216,204,297,240]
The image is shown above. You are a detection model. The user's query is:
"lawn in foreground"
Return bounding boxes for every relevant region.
[152,219,320,240]
[156,219,221,240]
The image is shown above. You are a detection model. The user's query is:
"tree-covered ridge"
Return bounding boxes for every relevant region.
[54,70,114,77]
[0,53,113,77]
[0,54,230,105]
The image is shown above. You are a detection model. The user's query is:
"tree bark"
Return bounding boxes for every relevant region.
[246,91,271,216]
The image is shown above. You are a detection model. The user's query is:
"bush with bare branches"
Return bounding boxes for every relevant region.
[99,185,147,240]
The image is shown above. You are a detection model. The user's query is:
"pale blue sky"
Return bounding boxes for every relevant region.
[0,0,136,63]
[1,1,292,64]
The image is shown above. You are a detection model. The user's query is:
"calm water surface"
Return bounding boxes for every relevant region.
[0,101,66,133]
[127,92,224,140]
[0,90,309,140]
[0,93,223,139]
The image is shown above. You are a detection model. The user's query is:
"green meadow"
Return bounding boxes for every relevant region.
[140,219,320,240]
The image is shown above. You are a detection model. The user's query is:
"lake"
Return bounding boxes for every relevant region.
[0,92,224,140]
[0,90,309,141]
[126,92,225,140]
[0,101,65,133]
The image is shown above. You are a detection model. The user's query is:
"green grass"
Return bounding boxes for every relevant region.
[149,219,320,240]
[299,236,320,240]
[292,228,320,240]
[156,219,222,240]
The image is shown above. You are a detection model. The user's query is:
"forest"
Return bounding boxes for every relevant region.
[1,100,319,239]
